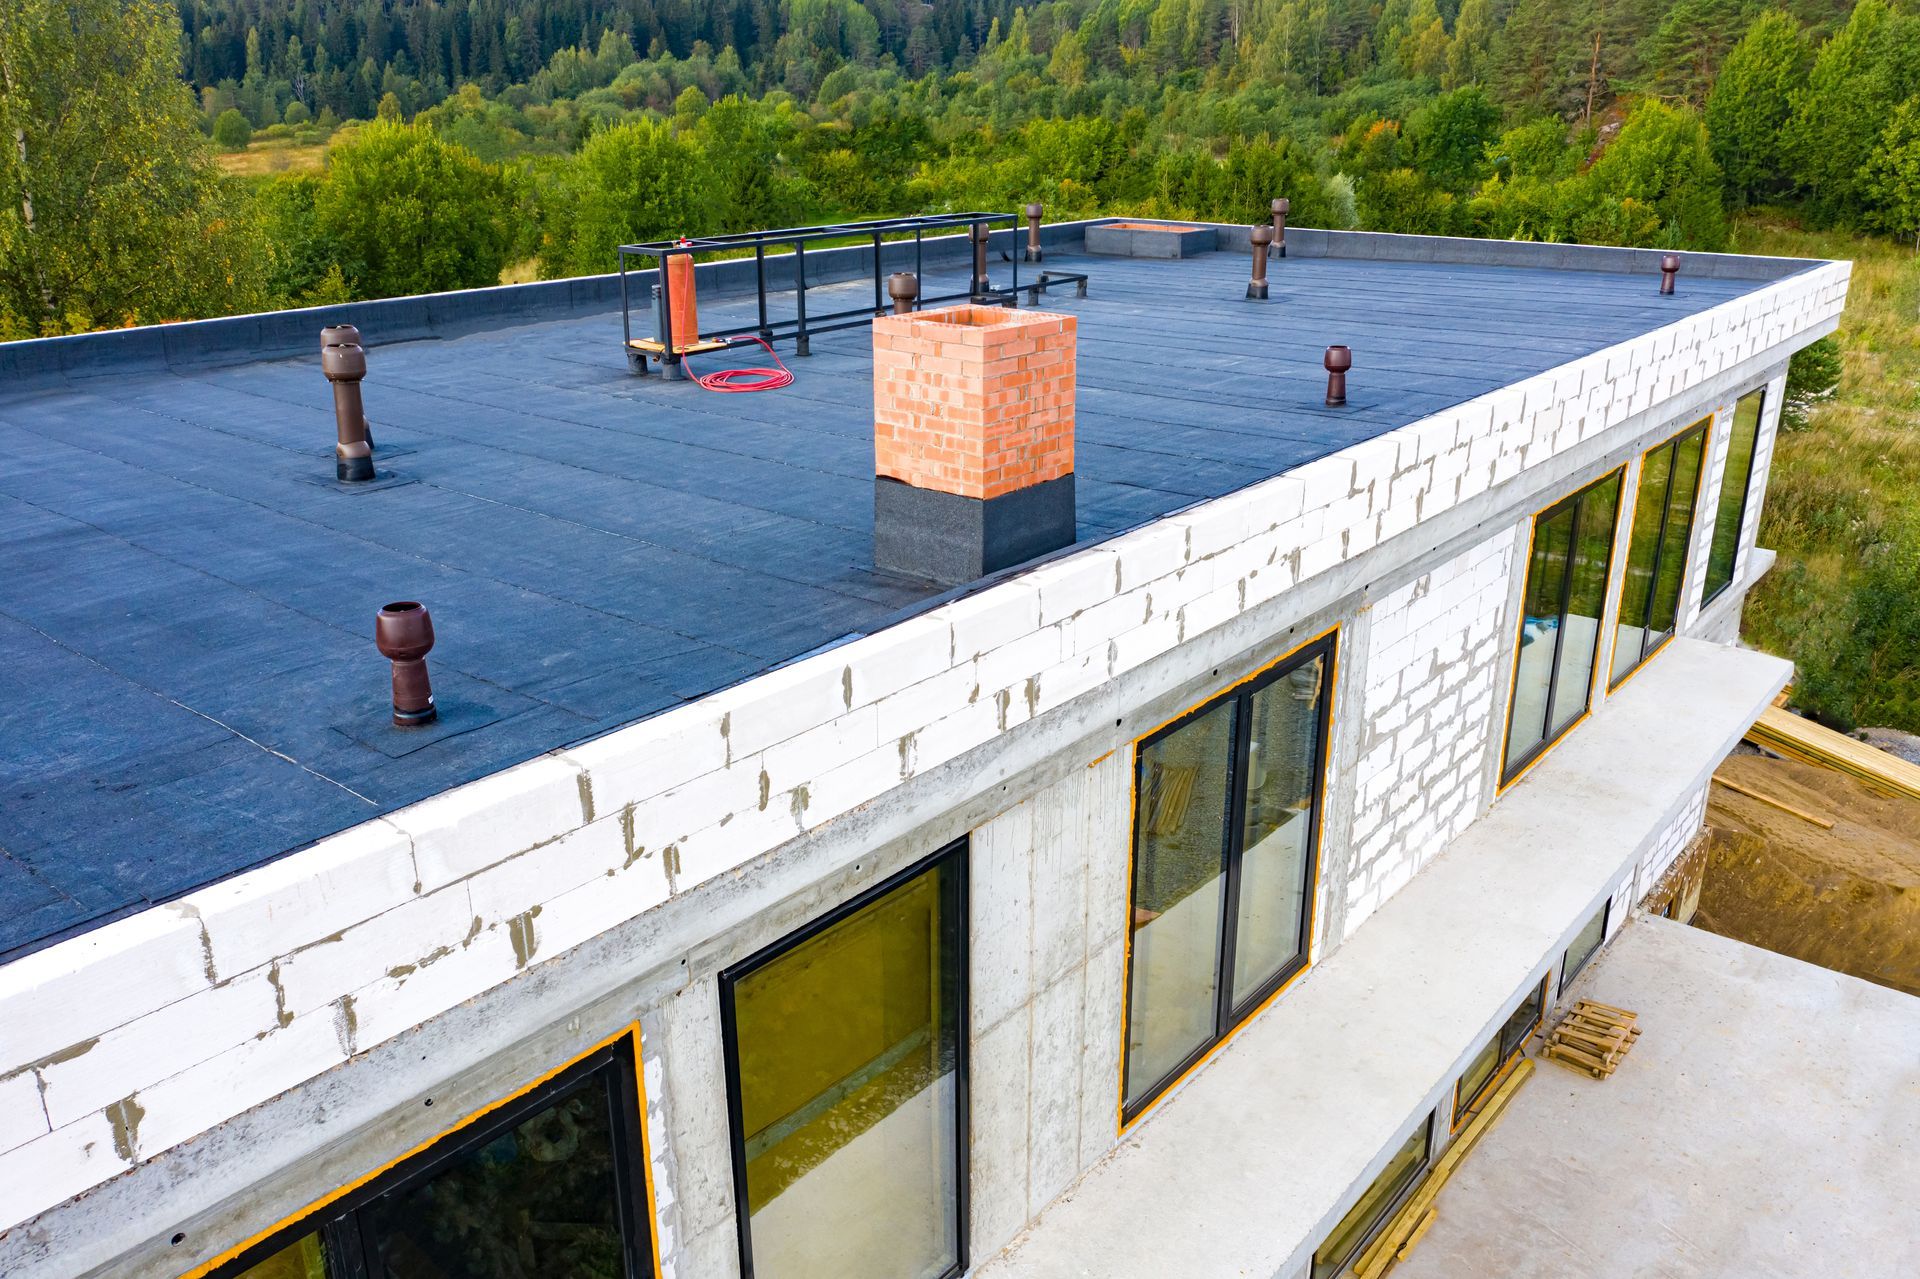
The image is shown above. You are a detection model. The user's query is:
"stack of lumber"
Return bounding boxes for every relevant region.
[1745,706,1920,802]
[1351,1058,1535,1279]
[1541,1000,1639,1079]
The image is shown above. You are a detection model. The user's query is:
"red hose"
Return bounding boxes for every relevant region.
[685,335,794,392]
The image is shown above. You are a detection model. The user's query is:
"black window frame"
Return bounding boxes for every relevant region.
[1121,631,1338,1125]
[1610,418,1711,690]
[1310,1111,1435,1279]
[1451,975,1547,1129]
[204,1031,656,1279]
[716,837,971,1279]
[1701,388,1767,606]
[1500,469,1626,785]
[1559,899,1611,996]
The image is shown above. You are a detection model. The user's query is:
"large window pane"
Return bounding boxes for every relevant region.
[1124,634,1336,1120]
[1647,427,1705,647]
[1614,447,1671,675]
[210,1037,651,1279]
[1506,506,1575,766]
[1504,469,1625,782]
[1127,700,1236,1107]
[1230,656,1328,1007]
[363,1075,625,1279]
[1548,473,1620,737]
[1703,390,1765,602]
[1612,422,1708,687]
[1312,1117,1433,1279]
[726,847,965,1279]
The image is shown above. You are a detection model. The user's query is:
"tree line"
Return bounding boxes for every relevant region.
[3,0,1919,338]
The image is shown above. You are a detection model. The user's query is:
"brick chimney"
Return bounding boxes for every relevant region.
[871,304,1077,585]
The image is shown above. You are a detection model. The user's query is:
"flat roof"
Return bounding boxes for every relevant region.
[0,235,1774,957]
[1393,918,1920,1279]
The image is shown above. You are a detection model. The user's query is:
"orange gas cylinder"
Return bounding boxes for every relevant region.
[667,250,699,352]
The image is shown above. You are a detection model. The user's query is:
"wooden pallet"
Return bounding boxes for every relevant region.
[1745,705,1920,802]
[1541,999,1639,1079]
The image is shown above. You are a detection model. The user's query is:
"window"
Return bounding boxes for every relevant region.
[1502,471,1624,782]
[1122,633,1336,1121]
[1611,420,1710,687]
[207,1031,655,1279]
[719,841,968,1279]
[1311,1115,1433,1279]
[1560,901,1610,995]
[1453,977,1547,1127]
[1701,390,1766,603]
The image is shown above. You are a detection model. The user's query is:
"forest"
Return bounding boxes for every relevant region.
[0,0,1917,730]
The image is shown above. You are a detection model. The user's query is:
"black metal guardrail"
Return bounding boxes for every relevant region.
[617,213,1027,376]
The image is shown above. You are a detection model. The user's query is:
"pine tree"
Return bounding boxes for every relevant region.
[1705,10,1808,208]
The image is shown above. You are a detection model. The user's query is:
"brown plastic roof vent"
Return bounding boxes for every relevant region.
[375,601,436,726]
[322,325,375,482]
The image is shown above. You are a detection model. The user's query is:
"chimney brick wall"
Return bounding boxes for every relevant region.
[872,305,1077,499]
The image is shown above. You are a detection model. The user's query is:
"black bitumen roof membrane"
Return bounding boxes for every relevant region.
[0,246,1761,957]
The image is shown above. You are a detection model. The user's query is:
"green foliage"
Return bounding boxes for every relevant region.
[314,120,516,298]
[536,119,715,277]
[1788,518,1920,731]
[213,107,253,149]
[1404,87,1501,192]
[1783,335,1844,429]
[1862,97,1920,249]
[1782,0,1920,225]
[1583,99,1728,250]
[1706,11,1810,207]
[283,100,311,127]
[0,0,269,335]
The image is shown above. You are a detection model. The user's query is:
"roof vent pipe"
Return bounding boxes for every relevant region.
[321,325,375,482]
[1271,198,1290,258]
[375,601,437,726]
[1324,345,1352,406]
[1660,253,1680,296]
[1024,203,1045,262]
[970,221,992,299]
[1247,225,1274,299]
[888,272,920,315]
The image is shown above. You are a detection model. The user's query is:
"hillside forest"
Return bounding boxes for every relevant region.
[0,0,1917,731]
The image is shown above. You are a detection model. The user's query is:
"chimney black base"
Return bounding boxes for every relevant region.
[875,474,1076,586]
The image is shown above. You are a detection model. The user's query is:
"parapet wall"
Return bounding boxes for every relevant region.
[0,243,1848,1269]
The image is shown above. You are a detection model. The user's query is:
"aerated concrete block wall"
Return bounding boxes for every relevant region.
[1633,782,1711,904]
[0,254,1848,1272]
[1344,528,1521,935]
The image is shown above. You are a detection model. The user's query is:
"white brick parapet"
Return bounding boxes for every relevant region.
[0,257,1849,1231]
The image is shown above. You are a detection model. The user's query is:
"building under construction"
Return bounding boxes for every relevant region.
[2,216,1910,1279]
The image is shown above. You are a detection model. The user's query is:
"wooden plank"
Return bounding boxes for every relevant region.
[1711,775,1837,829]
[1352,1059,1535,1277]
[1395,1207,1439,1260]
[1746,706,1920,802]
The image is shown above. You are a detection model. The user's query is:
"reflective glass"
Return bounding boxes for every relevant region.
[1704,391,1765,600]
[1126,699,1236,1106]
[1312,1119,1431,1278]
[1506,505,1575,767]
[1231,656,1328,1006]
[730,854,964,1279]
[1548,472,1620,736]
[363,1075,625,1279]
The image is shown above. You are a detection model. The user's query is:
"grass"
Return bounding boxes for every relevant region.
[215,137,328,177]
[1726,213,1920,731]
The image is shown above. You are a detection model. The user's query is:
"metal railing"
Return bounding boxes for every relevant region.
[616,213,1023,375]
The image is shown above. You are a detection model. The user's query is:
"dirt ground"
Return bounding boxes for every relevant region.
[1698,752,1920,997]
